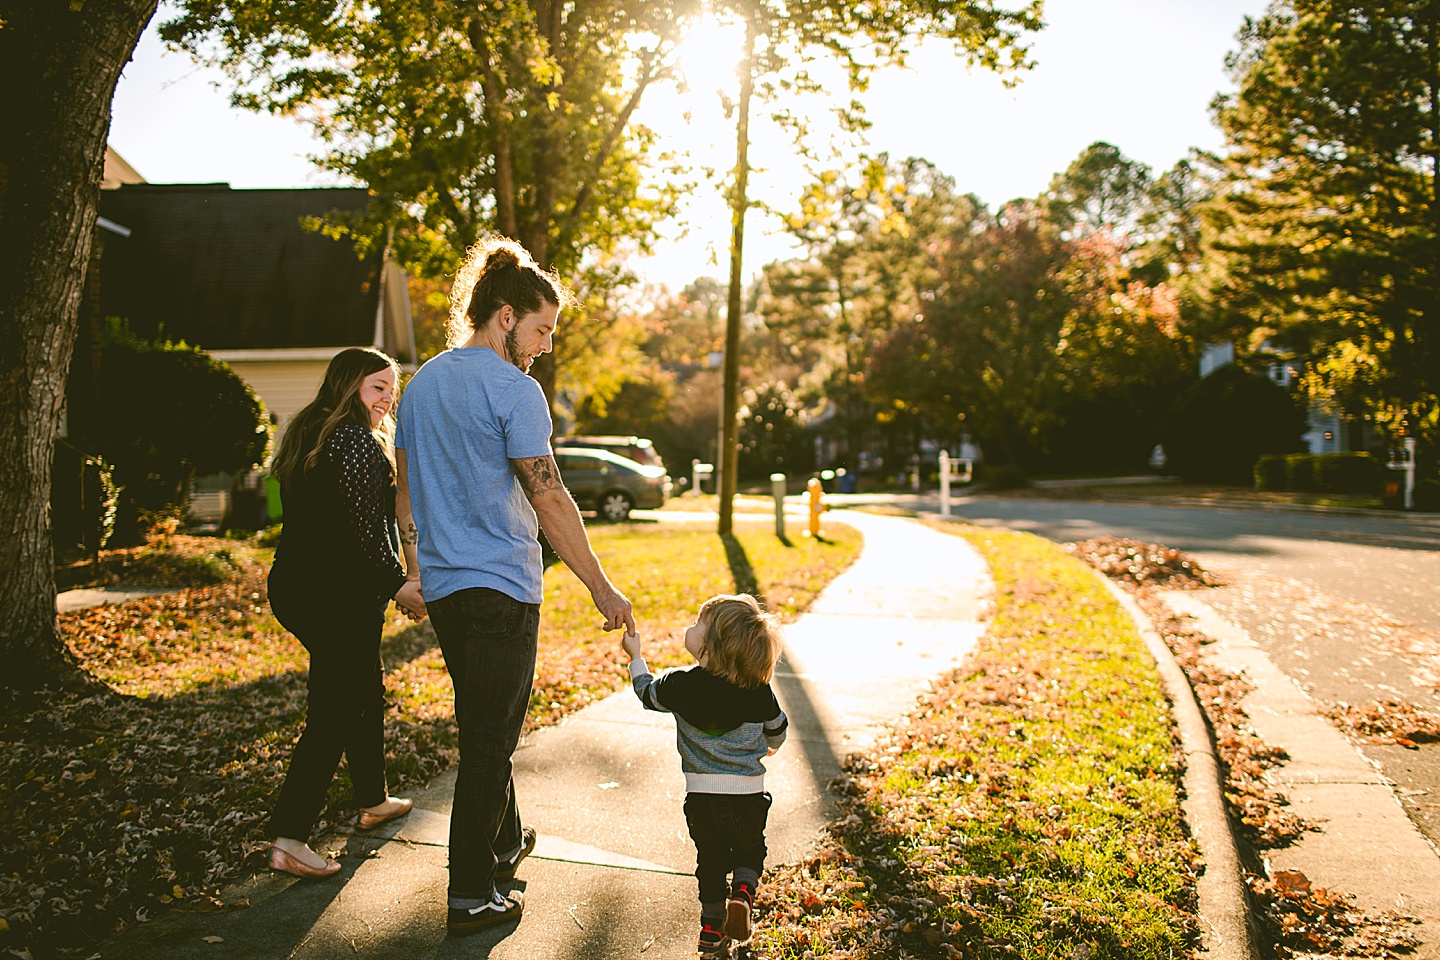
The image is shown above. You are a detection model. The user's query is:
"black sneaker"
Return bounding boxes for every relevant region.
[495,826,537,881]
[697,920,730,955]
[725,883,753,942]
[447,890,524,935]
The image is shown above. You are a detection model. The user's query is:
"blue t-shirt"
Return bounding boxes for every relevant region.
[394,347,553,604]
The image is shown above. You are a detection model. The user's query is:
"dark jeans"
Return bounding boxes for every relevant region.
[267,578,389,842]
[429,587,540,900]
[683,792,772,905]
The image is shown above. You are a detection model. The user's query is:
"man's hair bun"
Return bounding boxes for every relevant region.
[484,246,521,271]
[446,236,574,348]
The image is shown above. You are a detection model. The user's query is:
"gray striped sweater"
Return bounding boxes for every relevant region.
[629,658,788,794]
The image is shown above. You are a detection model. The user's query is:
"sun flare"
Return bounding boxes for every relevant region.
[675,15,749,96]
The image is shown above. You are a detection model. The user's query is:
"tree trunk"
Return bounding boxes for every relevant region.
[0,0,158,696]
[717,13,760,541]
[718,11,757,536]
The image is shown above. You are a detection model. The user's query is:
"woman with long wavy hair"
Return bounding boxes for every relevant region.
[265,347,427,878]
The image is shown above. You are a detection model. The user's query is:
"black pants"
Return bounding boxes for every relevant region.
[267,577,389,842]
[683,792,772,905]
[428,587,540,900]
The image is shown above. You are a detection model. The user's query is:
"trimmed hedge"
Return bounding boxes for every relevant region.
[1254,454,1287,491]
[1314,452,1382,494]
[1284,453,1315,492]
[1254,452,1380,494]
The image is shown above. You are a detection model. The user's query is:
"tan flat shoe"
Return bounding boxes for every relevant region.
[268,845,341,879]
[356,796,414,831]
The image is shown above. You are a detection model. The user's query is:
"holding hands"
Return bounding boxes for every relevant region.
[395,579,427,623]
[592,582,635,636]
[621,629,642,663]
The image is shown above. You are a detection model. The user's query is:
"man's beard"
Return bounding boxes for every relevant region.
[504,326,529,371]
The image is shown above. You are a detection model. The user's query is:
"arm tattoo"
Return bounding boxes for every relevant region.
[399,521,418,547]
[513,455,564,498]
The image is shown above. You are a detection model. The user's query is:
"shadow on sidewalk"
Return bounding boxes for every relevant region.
[724,530,845,807]
[102,833,371,958]
[771,661,845,803]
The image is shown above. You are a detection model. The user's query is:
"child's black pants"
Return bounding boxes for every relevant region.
[683,791,772,903]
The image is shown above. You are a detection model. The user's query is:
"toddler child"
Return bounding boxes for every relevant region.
[622,593,789,955]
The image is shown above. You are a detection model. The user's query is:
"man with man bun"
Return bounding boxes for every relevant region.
[396,237,635,934]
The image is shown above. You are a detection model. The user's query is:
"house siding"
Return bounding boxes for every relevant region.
[226,357,334,436]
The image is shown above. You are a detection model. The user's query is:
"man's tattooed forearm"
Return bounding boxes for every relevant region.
[400,521,418,546]
[514,456,563,497]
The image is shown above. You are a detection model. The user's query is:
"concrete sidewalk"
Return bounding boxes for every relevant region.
[102,511,992,959]
[1163,592,1440,960]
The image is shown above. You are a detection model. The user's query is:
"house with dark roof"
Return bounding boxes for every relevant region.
[94,181,417,433]
[55,173,418,539]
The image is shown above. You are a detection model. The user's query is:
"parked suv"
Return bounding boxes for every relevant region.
[554,435,664,471]
[553,447,672,521]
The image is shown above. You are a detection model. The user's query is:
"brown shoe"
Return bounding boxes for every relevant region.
[357,796,414,831]
[268,845,341,880]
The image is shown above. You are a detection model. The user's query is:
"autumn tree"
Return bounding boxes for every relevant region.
[867,170,1193,475]
[707,0,1042,530]
[1208,0,1440,461]
[870,201,1069,468]
[762,155,982,467]
[1045,233,1196,472]
[1043,140,1154,239]
[164,0,700,403]
[1,1,161,694]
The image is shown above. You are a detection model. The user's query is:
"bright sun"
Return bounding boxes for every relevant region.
[674,15,749,97]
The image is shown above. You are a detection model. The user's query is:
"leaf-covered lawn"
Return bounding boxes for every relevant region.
[1,521,860,958]
[755,526,1198,960]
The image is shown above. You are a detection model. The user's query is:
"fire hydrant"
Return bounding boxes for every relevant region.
[806,476,827,538]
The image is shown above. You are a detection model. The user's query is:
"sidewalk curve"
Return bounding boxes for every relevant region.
[101,511,991,959]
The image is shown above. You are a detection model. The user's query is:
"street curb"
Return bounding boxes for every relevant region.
[1097,573,1259,960]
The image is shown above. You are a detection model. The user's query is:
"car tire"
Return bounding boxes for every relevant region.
[599,491,634,522]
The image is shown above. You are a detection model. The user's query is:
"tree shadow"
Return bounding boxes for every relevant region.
[719,533,763,603]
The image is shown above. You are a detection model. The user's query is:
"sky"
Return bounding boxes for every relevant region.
[109,0,1271,289]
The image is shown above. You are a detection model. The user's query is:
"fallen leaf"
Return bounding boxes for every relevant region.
[1273,869,1311,895]
[202,935,224,944]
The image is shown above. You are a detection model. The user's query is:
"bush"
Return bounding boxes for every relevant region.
[984,463,1029,490]
[1284,453,1315,492]
[85,320,271,544]
[1164,364,1306,484]
[1416,478,1440,512]
[1313,452,1381,494]
[1254,454,1287,491]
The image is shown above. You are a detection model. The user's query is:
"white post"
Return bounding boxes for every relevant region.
[939,450,952,517]
[692,461,714,496]
[771,473,787,538]
[1404,438,1417,510]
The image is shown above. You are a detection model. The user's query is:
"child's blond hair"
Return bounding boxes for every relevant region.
[696,594,782,688]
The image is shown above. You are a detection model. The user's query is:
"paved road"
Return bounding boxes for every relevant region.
[913,493,1440,849]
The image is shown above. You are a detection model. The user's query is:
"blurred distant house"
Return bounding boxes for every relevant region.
[1198,341,1372,454]
[56,149,417,545]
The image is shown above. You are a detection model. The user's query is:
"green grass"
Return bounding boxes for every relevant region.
[755,526,1197,960]
[2,520,861,958]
